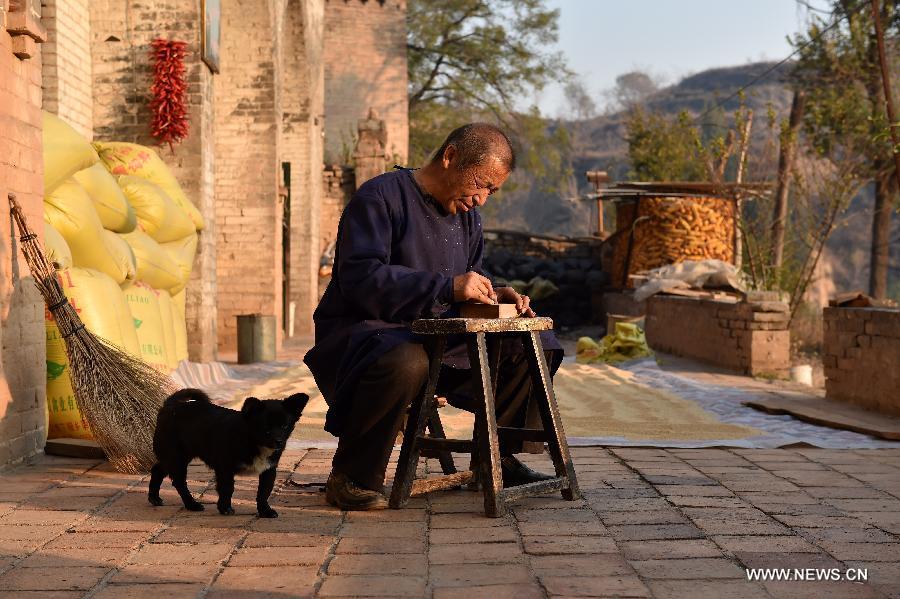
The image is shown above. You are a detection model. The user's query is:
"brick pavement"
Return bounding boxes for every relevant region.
[0,446,898,598]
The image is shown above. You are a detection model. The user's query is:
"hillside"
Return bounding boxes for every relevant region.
[481,61,898,297]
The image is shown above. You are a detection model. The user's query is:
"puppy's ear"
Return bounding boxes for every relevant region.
[241,397,262,415]
[284,393,309,418]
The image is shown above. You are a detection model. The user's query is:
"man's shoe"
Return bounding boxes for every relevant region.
[501,456,555,487]
[325,472,389,511]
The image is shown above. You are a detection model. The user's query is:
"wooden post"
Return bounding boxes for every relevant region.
[870,0,900,193]
[585,171,610,236]
[869,0,899,299]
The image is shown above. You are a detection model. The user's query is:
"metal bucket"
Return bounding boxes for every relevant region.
[236,314,276,364]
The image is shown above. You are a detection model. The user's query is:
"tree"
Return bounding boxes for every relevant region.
[623,105,750,183]
[406,0,570,189]
[563,79,597,122]
[605,71,659,112]
[624,109,707,181]
[791,0,899,298]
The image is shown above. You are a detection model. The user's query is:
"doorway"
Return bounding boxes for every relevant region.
[281,162,291,333]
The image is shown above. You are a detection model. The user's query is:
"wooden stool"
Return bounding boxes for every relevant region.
[389,317,580,517]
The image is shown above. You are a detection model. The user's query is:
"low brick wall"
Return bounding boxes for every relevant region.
[645,295,791,377]
[823,307,900,416]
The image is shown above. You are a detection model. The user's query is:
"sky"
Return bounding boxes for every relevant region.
[536,0,829,117]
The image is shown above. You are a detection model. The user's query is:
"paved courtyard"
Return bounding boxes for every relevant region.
[1,446,899,598]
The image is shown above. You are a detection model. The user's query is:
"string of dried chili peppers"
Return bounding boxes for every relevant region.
[149,39,189,149]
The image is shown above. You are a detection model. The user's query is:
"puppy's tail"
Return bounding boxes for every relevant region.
[164,388,211,407]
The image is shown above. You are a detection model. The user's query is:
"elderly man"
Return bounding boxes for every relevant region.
[305,123,562,510]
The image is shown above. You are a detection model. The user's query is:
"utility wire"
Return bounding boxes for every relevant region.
[691,1,865,125]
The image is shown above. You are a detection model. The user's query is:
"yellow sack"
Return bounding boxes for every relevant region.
[102,230,137,283]
[157,289,179,370]
[56,267,141,357]
[119,229,183,293]
[46,315,91,440]
[47,267,144,440]
[43,112,99,195]
[44,224,72,270]
[576,323,652,364]
[45,180,132,284]
[93,142,204,231]
[171,289,188,363]
[122,281,171,373]
[73,163,136,233]
[117,175,195,243]
[161,233,198,285]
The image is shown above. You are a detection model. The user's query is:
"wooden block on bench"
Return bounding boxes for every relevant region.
[459,303,519,319]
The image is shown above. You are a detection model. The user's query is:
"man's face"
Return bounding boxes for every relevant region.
[436,147,510,215]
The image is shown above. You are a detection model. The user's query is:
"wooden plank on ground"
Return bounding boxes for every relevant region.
[44,438,107,459]
[743,395,900,441]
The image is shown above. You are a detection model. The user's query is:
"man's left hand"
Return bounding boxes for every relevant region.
[494,286,535,317]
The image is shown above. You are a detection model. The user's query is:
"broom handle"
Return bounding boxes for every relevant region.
[8,192,55,275]
[8,192,37,244]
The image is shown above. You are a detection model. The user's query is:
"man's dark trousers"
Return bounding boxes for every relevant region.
[331,339,541,491]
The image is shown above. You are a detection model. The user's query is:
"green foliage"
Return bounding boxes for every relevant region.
[625,108,705,181]
[623,101,755,183]
[406,0,571,190]
[791,1,898,178]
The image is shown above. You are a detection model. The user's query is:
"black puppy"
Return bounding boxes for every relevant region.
[148,388,309,518]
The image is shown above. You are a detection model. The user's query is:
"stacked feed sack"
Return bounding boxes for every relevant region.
[42,113,140,439]
[94,142,203,366]
[41,114,203,439]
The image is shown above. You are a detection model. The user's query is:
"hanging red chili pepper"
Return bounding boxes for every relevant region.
[149,39,189,150]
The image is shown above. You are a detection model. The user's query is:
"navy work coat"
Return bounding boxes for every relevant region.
[304,169,562,435]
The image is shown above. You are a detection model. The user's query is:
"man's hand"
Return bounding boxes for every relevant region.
[453,272,497,304]
[495,286,535,317]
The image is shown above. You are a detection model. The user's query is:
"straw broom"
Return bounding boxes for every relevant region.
[8,193,176,474]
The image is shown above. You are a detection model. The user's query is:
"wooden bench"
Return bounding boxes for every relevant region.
[388,317,580,517]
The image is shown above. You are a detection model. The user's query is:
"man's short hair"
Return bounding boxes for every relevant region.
[431,123,516,172]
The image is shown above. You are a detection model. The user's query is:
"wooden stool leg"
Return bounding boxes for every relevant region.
[522,331,581,501]
[468,336,502,491]
[389,336,447,509]
[426,406,457,476]
[467,332,505,517]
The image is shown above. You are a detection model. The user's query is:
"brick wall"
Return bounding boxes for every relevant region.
[89,0,218,361]
[823,307,900,416]
[41,0,92,138]
[323,0,408,164]
[319,164,355,298]
[283,0,325,337]
[214,0,282,352]
[645,295,791,377]
[1,1,48,468]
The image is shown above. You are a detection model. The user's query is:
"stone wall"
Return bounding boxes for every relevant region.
[88,0,218,361]
[482,230,606,326]
[645,295,791,377]
[323,0,408,164]
[41,0,92,138]
[483,229,603,263]
[1,0,48,468]
[823,307,900,416]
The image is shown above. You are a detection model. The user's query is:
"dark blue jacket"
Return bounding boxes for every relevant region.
[304,169,561,435]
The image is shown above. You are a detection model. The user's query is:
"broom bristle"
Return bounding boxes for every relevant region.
[9,193,176,474]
